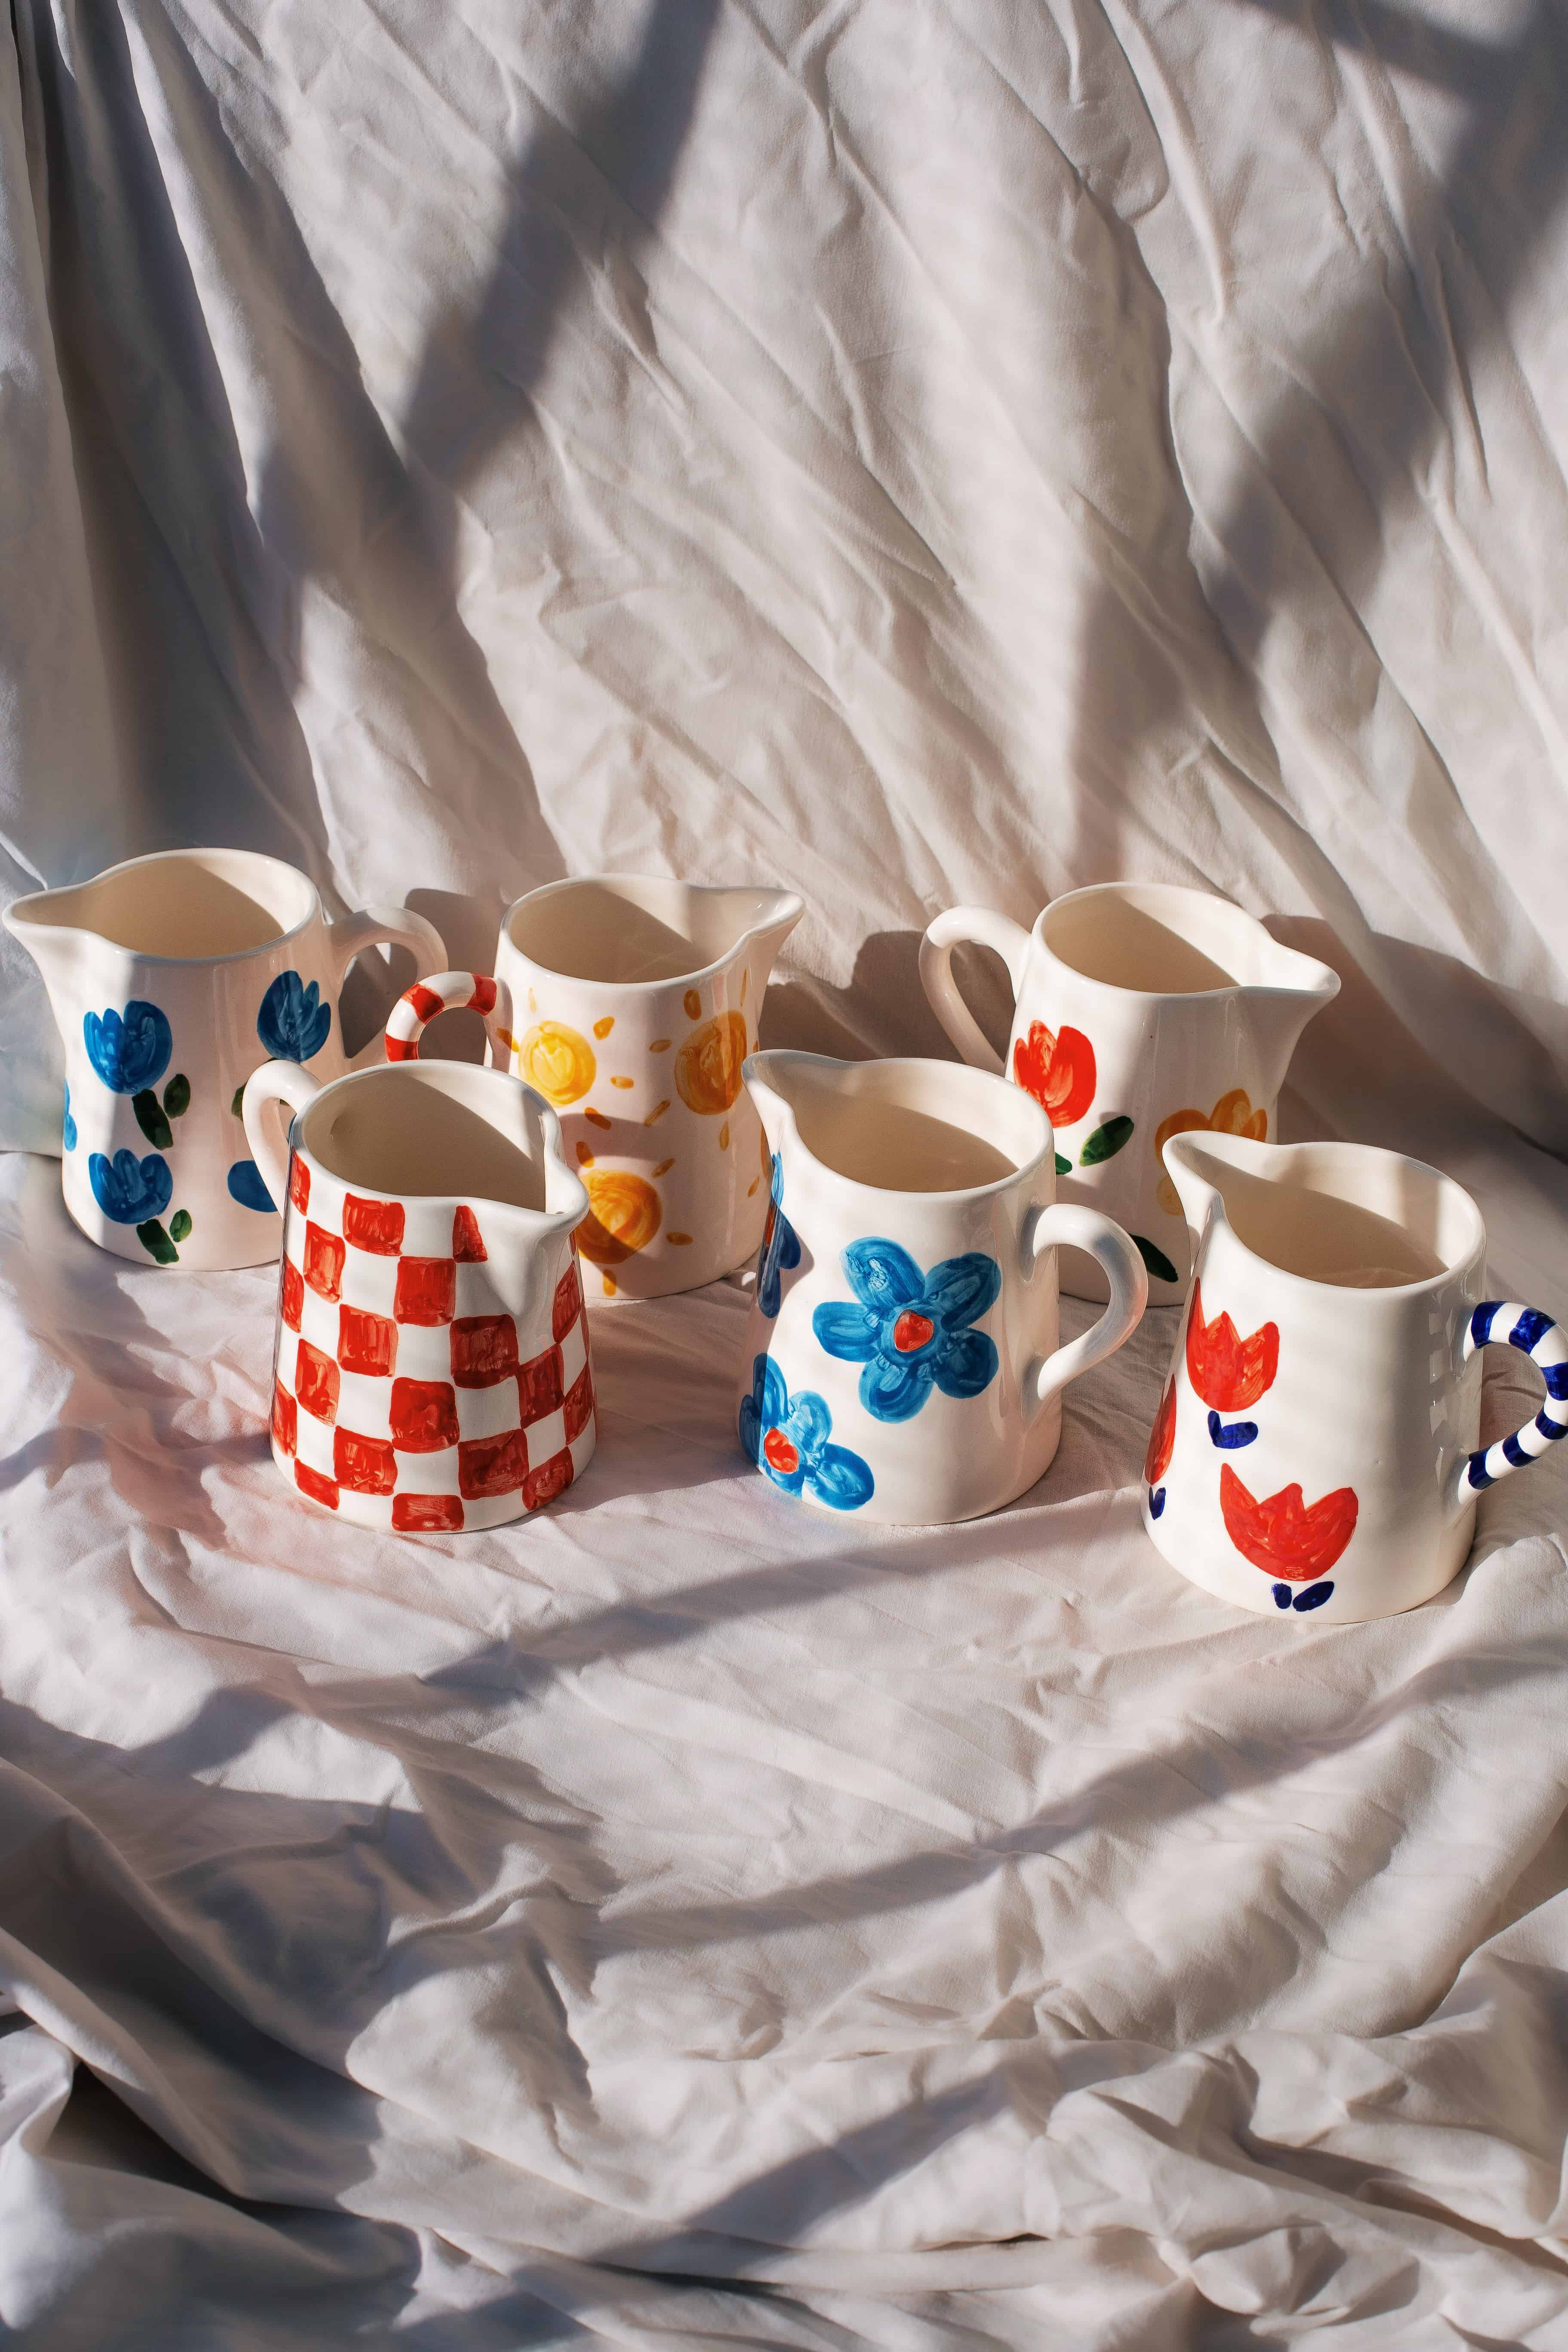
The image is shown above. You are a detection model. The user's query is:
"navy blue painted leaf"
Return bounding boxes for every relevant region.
[227,1158,276,1213]
[83,1001,172,1094]
[1292,1581,1334,1612]
[1148,1485,1167,1518]
[257,970,331,1063]
[1207,1409,1259,1449]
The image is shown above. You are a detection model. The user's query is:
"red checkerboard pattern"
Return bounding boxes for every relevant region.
[270,1150,594,1531]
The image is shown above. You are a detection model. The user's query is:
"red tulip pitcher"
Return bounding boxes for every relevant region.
[920,883,1338,1300]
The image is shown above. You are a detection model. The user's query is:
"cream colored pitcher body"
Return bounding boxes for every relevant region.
[5,848,443,1269]
[921,882,1339,1300]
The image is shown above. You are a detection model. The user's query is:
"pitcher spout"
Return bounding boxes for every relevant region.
[721,888,804,979]
[3,884,100,1026]
[1243,940,1340,1086]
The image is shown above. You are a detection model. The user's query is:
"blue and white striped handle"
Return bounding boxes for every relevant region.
[1462,1300,1568,1493]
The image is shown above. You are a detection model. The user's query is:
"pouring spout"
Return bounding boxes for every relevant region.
[2,886,100,1015]
[731,889,804,977]
[741,1047,814,1158]
[1246,942,1341,1082]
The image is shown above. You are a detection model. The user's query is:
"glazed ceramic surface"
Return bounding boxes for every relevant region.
[736,1053,1148,1526]
[1141,1130,1568,1622]
[919,883,1339,1302]
[398,877,802,1300]
[4,848,444,1270]
[242,1019,594,1532]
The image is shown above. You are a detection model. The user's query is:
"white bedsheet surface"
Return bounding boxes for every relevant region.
[3,1,1568,2343]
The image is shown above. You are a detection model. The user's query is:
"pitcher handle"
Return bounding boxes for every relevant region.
[919,908,1033,1076]
[1021,1201,1148,1417]
[385,971,515,1069]
[1455,1300,1568,1504]
[242,1062,322,1219]
[327,904,447,1070]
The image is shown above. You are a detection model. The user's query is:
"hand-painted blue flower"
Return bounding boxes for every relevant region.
[227,1158,276,1213]
[257,970,331,1062]
[83,1000,172,1094]
[62,1084,77,1152]
[89,1148,172,1225]
[812,1238,1000,1424]
[756,1152,802,1318]
[739,1355,874,1511]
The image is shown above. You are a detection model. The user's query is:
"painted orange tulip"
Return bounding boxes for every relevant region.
[1012,1021,1096,1127]
[1219,1464,1359,1580]
[1185,1279,1279,1412]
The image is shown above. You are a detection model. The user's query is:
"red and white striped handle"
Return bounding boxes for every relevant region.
[384,970,514,1067]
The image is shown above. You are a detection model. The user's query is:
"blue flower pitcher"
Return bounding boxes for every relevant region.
[4,849,443,1268]
[735,1051,1148,1525]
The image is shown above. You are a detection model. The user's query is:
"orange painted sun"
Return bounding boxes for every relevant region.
[518,1020,596,1108]
[576,1168,663,1265]
[674,1011,747,1116]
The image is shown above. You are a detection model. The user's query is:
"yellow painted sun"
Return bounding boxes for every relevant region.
[518,1020,596,1108]
[576,1168,663,1265]
[674,1011,747,1116]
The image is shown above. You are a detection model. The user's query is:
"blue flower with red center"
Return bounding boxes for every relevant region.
[812,1237,1001,1423]
[739,1355,874,1510]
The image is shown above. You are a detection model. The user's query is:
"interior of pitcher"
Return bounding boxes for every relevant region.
[779,1056,1047,1194]
[299,1064,555,1212]
[1040,883,1295,996]
[19,849,318,961]
[506,878,785,987]
[1182,1136,1483,1288]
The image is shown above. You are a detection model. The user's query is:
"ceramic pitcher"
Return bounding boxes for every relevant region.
[1141,1129,1567,1622]
[735,1052,1148,1525]
[242,1005,594,1533]
[919,882,1339,1301]
[389,876,803,1300]
[4,848,444,1270]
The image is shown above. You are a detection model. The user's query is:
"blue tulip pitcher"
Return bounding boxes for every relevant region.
[5,848,443,1268]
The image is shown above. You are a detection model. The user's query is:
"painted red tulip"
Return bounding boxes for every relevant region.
[1185,1280,1279,1412]
[1219,1464,1359,1580]
[1144,1378,1176,1485]
[1012,1021,1096,1128]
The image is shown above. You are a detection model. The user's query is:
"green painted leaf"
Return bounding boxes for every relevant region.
[169,1208,193,1242]
[1080,1115,1134,1166]
[1055,1152,1071,1176]
[132,1088,173,1149]
[137,1218,179,1265]
[163,1072,190,1118]
[231,1086,245,1118]
[1133,1233,1179,1286]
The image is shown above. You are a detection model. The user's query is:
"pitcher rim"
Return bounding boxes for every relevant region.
[744,1048,1057,1209]
[501,873,803,995]
[1033,881,1339,1005]
[281,1057,589,1231]
[1163,1127,1486,1299]
[6,846,325,968]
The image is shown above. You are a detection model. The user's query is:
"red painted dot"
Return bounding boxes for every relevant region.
[893,1311,934,1353]
[762,1427,799,1476]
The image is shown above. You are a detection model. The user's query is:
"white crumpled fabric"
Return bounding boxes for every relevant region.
[2,0,1567,2343]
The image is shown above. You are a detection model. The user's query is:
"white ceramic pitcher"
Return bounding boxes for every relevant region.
[389,876,803,1300]
[4,848,444,1269]
[1141,1129,1567,1622]
[920,883,1339,1300]
[735,1052,1147,1525]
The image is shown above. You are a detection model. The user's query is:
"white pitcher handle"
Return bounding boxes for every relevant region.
[242,1062,322,1219]
[1454,1299,1568,1506]
[1021,1201,1148,1417]
[919,907,1033,1076]
[384,971,515,1069]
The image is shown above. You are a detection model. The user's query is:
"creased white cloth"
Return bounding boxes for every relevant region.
[2,0,1568,2343]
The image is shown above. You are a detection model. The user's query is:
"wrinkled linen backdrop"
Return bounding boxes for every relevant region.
[3,0,1568,2343]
